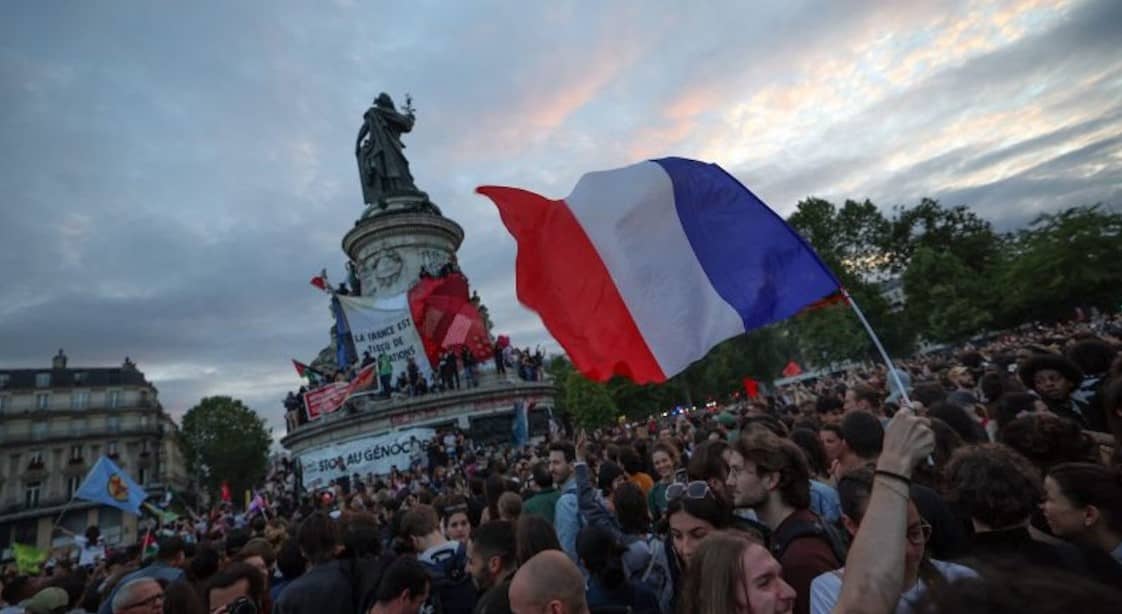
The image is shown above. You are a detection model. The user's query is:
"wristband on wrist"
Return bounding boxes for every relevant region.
[874,469,912,485]
[874,476,910,500]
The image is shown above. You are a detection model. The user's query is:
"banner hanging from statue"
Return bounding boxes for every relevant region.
[336,294,433,381]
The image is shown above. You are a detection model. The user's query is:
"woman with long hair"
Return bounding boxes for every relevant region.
[1043,462,1122,563]
[647,441,680,520]
[514,514,562,566]
[577,526,659,614]
[678,531,795,614]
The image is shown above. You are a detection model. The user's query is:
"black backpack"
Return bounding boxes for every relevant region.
[769,512,848,565]
[419,542,476,614]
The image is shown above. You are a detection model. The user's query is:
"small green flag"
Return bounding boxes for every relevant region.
[13,542,46,575]
[143,502,178,524]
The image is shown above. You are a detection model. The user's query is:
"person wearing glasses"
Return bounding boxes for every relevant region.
[109,579,164,614]
[808,468,974,614]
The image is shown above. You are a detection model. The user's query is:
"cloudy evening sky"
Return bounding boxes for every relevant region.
[2,0,1120,437]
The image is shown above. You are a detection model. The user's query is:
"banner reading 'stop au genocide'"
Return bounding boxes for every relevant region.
[336,293,433,382]
[298,427,435,489]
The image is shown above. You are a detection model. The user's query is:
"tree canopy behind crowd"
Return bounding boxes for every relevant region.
[550,201,1122,427]
[181,395,271,500]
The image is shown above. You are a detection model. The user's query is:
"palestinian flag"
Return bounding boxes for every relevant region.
[141,531,158,560]
[292,360,323,383]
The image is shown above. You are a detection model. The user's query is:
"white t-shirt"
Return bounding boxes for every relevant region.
[809,559,975,614]
[73,535,105,567]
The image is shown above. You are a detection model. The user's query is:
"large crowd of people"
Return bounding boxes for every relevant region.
[5,313,1122,614]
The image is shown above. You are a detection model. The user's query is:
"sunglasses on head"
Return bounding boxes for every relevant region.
[665,480,711,504]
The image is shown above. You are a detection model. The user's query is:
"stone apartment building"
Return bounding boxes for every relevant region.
[0,350,189,554]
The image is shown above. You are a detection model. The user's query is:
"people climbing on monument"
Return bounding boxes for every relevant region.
[461,345,478,389]
[407,356,421,397]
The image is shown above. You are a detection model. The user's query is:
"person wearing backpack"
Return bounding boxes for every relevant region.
[401,505,476,614]
[726,431,844,614]
[578,526,660,614]
[573,441,672,613]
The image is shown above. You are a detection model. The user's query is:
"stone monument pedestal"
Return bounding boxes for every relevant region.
[342,193,464,300]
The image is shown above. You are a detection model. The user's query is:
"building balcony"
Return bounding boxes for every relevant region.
[0,402,159,418]
[0,423,163,447]
[0,496,98,521]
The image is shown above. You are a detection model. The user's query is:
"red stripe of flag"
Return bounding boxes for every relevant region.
[476,186,663,382]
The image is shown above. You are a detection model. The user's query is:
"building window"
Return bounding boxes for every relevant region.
[107,441,119,457]
[74,372,88,385]
[0,395,8,411]
[71,391,90,410]
[70,445,82,461]
[35,373,50,388]
[0,374,10,388]
[67,475,81,498]
[107,390,121,409]
[70,390,88,410]
[31,421,47,441]
[24,482,42,507]
[28,449,44,467]
[138,467,147,485]
[36,393,50,410]
[107,415,121,433]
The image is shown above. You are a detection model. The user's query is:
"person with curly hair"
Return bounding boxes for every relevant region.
[1018,354,1095,429]
[945,444,1122,585]
[997,413,1096,475]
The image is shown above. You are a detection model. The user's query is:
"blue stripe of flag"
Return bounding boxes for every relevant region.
[652,157,840,332]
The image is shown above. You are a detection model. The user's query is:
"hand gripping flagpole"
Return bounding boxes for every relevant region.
[839,287,912,406]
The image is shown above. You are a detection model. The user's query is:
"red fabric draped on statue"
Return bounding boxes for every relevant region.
[408,273,494,366]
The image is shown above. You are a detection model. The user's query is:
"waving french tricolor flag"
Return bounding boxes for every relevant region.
[477,157,840,383]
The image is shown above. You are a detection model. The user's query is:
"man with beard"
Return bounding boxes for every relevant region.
[549,442,580,561]
[726,432,844,614]
[466,521,517,614]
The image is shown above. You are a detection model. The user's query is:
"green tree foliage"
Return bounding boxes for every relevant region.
[786,197,910,361]
[564,370,618,429]
[788,198,890,277]
[902,247,994,342]
[884,199,1002,274]
[998,206,1122,324]
[181,396,271,502]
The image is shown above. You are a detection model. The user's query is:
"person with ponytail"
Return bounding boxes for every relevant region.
[1043,462,1122,564]
[576,525,659,614]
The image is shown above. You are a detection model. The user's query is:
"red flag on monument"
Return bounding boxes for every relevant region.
[408,273,493,366]
[782,361,803,378]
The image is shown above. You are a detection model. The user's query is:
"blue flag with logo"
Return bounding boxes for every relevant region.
[76,456,146,515]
